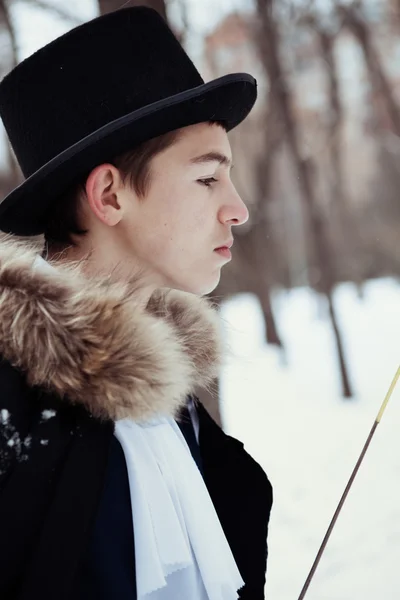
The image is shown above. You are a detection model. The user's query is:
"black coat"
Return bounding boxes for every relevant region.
[0,238,273,599]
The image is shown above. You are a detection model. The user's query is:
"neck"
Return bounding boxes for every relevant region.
[45,233,163,294]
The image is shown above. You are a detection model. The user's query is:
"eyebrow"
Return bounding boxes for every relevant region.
[189,151,233,169]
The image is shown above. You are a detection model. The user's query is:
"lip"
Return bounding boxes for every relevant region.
[215,239,234,251]
[214,247,232,260]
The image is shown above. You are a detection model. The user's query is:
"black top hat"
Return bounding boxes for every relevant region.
[0,7,257,236]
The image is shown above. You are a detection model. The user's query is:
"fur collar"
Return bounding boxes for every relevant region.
[0,236,221,422]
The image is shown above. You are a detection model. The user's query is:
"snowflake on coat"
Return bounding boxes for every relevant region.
[0,408,56,478]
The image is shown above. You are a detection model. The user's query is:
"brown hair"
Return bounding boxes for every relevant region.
[43,129,181,249]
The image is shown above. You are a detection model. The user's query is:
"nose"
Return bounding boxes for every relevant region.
[218,188,249,227]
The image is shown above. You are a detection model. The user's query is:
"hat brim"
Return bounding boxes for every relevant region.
[0,73,257,236]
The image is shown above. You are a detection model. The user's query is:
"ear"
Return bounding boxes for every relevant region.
[85,164,124,227]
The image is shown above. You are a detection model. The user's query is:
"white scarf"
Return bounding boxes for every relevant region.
[114,417,244,600]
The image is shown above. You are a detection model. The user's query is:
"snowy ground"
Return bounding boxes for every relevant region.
[220,279,400,600]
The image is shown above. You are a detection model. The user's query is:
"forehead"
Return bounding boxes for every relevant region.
[170,122,232,160]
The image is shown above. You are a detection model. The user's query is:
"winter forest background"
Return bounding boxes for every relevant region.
[0,0,399,598]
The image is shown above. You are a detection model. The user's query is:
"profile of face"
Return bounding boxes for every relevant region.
[82,122,249,295]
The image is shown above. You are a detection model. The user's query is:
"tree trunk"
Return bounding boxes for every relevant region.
[238,219,283,347]
[98,0,167,20]
[0,0,22,185]
[327,292,352,398]
[257,279,282,347]
[337,3,400,136]
[256,0,353,397]
[251,99,283,347]
[315,25,362,289]
[318,30,347,225]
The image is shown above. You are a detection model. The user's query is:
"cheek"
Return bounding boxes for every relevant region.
[133,177,215,264]
[150,183,209,240]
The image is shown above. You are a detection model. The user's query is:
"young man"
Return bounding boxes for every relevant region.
[0,7,272,600]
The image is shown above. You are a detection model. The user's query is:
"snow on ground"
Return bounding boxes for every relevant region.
[220,278,400,600]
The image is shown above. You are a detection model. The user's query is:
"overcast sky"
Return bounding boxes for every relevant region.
[9,0,98,61]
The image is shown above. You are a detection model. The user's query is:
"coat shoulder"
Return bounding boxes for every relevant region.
[197,402,273,599]
[197,401,273,498]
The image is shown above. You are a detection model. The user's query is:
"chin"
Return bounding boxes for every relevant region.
[189,274,221,297]
[171,274,220,297]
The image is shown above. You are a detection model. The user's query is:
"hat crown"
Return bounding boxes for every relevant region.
[0,7,202,177]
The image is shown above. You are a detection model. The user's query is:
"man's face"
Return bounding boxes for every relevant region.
[114,122,249,295]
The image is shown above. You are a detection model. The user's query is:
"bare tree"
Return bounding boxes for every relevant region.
[256,0,353,397]
[0,0,21,186]
[312,20,348,224]
[319,29,348,221]
[298,9,364,291]
[337,1,400,136]
[240,101,284,348]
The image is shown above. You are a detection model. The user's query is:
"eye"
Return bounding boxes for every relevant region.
[197,177,218,188]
